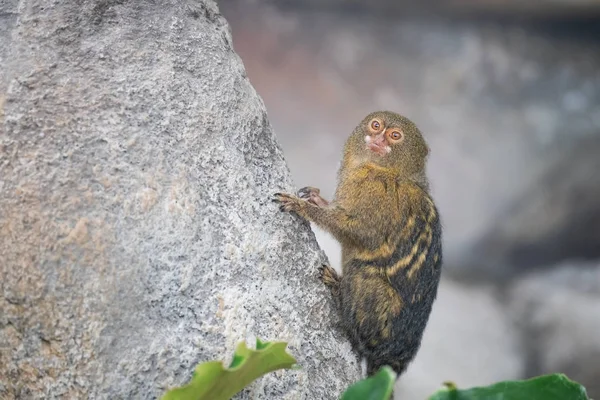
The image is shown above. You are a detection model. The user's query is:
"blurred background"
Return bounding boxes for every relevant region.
[219,1,600,398]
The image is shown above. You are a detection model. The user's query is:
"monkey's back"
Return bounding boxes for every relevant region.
[336,175,443,376]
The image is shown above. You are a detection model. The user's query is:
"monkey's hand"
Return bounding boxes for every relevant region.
[297,187,330,207]
[318,264,341,296]
[273,192,368,247]
[273,192,310,217]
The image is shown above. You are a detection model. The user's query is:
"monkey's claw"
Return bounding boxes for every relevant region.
[272,192,303,213]
[297,186,329,207]
[318,264,341,292]
[297,186,320,199]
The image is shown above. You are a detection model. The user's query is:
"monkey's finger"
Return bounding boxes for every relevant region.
[279,202,293,211]
[317,265,325,277]
[272,193,290,203]
[318,264,339,280]
[306,197,319,206]
[273,192,295,200]
[317,264,328,279]
[297,188,310,198]
[297,186,319,198]
[300,186,320,193]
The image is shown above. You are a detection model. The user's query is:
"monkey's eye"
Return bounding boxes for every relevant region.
[389,131,403,141]
[370,120,381,130]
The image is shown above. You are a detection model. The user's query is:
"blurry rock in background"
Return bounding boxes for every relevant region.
[509,261,600,398]
[219,0,600,398]
[264,0,600,20]
[466,137,600,279]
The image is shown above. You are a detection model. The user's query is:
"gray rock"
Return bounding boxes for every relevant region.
[508,261,600,398]
[0,1,360,398]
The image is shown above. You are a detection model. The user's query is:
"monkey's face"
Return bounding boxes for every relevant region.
[363,116,403,157]
[352,111,429,172]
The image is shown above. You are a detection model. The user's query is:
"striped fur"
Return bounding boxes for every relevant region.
[274,111,443,379]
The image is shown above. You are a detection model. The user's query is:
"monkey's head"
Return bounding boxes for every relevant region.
[345,111,430,176]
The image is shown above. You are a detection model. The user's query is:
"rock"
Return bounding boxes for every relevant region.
[395,279,523,399]
[0,1,360,398]
[463,137,600,279]
[220,3,600,280]
[508,261,600,398]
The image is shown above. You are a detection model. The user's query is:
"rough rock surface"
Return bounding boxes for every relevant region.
[508,261,600,399]
[0,1,360,398]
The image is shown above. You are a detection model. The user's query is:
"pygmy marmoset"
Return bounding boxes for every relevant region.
[274,111,443,378]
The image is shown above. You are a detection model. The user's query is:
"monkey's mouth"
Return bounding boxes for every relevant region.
[365,136,391,156]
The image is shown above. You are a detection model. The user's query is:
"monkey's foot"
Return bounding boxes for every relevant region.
[272,192,305,213]
[318,264,341,295]
[297,186,329,207]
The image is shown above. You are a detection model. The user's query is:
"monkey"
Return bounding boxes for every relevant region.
[273,111,443,379]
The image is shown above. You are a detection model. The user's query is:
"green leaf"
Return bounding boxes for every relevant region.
[161,338,297,400]
[341,366,397,400]
[428,373,589,400]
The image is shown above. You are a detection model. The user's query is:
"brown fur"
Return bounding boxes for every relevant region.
[274,111,443,378]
